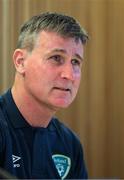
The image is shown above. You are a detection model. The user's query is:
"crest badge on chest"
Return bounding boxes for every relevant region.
[52,154,71,179]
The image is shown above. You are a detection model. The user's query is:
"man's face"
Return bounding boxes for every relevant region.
[19,31,84,110]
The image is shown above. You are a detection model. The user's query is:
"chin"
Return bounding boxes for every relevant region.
[53,100,72,109]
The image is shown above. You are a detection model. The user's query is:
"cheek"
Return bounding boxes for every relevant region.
[75,70,81,83]
[25,63,55,89]
[24,62,42,85]
[74,74,81,92]
[75,80,81,90]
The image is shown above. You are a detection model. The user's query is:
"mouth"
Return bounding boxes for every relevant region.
[53,87,71,93]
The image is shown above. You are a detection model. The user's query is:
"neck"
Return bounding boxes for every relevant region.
[11,84,56,128]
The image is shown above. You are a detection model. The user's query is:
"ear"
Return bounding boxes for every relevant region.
[13,49,26,75]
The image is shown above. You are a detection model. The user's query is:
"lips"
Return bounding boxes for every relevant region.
[53,87,71,92]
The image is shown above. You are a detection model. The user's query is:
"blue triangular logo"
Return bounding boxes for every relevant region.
[52,154,71,179]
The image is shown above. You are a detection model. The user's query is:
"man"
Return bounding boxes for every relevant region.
[0,12,88,179]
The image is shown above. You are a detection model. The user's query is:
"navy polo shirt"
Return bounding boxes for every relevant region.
[0,89,88,179]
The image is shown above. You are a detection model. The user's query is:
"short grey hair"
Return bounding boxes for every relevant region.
[17,12,89,51]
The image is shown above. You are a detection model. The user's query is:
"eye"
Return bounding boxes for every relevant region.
[49,55,64,64]
[71,59,81,66]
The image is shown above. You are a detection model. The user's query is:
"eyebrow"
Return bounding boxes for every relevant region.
[49,48,83,61]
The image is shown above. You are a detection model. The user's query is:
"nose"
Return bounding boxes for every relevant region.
[60,63,75,81]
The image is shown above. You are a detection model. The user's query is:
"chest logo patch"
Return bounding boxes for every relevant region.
[52,154,71,179]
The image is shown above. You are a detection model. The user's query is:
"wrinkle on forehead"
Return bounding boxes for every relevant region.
[34,31,84,58]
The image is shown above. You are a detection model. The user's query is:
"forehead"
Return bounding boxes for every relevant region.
[35,31,84,55]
